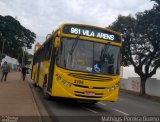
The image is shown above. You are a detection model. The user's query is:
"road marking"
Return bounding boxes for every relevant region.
[118,98,123,101]
[114,109,129,116]
[83,107,98,114]
[98,102,106,106]
[148,101,160,105]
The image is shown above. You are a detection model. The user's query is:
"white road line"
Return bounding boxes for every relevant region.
[83,107,98,114]
[118,98,123,101]
[115,120,120,122]
[98,102,106,106]
[148,101,160,105]
[114,109,129,116]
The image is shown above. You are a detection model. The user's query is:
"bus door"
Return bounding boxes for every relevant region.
[47,40,57,92]
[36,61,41,84]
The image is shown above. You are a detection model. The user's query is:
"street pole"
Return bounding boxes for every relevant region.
[24,47,26,65]
[1,38,5,63]
[1,39,5,57]
[22,47,25,66]
[22,46,27,66]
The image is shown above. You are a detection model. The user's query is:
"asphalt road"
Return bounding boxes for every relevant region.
[33,86,160,122]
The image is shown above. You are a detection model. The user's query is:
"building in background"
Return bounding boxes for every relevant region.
[1,56,19,70]
[122,65,160,80]
[34,42,41,52]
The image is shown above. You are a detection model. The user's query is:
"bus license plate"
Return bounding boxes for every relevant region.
[84,91,95,96]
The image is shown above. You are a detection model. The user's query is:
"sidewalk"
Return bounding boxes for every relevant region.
[0,71,41,122]
[120,89,160,103]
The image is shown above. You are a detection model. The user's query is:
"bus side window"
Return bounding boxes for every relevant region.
[44,42,48,60]
[38,49,41,61]
[41,48,45,61]
[39,49,43,62]
[34,53,37,65]
[48,41,53,59]
[44,41,53,60]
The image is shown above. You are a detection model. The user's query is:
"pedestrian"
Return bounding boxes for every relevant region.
[21,65,27,81]
[0,61,10,82]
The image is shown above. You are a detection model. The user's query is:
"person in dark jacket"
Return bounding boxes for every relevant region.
[21,65,27,81]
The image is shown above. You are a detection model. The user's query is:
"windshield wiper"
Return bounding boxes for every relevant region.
[69,35,80,55]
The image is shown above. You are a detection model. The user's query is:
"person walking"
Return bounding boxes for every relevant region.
[0,61,10,81]
[21,65,27,81]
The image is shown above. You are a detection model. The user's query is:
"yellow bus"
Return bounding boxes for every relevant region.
[31,23,122,104]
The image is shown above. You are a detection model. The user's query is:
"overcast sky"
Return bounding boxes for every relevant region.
[0,0,154,50]
[1,0,159,78]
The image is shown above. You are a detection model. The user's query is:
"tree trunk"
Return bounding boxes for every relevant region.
[140,78,146,96]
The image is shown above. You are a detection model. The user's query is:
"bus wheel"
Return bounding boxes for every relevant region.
[33,82,38,87]
[43,82,51,100]
[89,100,98,104]
[77,100,98,105]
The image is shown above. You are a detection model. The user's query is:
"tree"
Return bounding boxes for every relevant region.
[18,51,33,65]
[0,15,36,61]
[109,0,160,96]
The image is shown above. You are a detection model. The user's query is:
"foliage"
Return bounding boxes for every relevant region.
[0,53,5,61]
[0,15,36,62]
[18,51,33,65]
[109,0,160,95]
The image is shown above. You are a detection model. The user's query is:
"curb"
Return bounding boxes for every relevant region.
[26,80,42,122]
[120,89,160,103]
[27,79,52,122]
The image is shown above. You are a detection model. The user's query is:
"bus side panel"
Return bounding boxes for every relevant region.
[31,64,37,81]
[47,46,56,92]
[37,60,50,88]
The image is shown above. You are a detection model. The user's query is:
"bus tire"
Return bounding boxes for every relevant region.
[43,81,51,100]
[89,100,98,104]
[33,82,38,87]
[77,100,98,105]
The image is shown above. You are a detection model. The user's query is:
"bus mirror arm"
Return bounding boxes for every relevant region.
[54,37,60,48]
[55,49,59,57]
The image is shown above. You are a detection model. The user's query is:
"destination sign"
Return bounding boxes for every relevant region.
[63,25,121,42]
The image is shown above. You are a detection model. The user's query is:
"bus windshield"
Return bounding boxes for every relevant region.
[57,37,120,75]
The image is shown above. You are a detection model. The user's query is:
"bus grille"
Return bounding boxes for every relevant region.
[73,84,89,88]
[75,95,102,98]
[68,73,113,81]
[73,84,106,90]
[74,91,104,98]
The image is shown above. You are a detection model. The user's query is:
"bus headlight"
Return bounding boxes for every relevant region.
[61,80,72,88]
[56,74,72,88]
[61,79,66,84]
[56,75,62,81]
[107,83,119,92]
[61,79,71,87]
[111,87,115,90]
[66,82,72,88]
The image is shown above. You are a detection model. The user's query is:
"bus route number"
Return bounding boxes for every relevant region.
[74,80,84,85]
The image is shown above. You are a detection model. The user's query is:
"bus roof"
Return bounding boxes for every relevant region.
[60,23,122,36]
[60,23,122,43]
[34,23,122,54]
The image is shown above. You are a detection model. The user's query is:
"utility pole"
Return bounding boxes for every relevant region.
[1,38,5,57]
[1,38,5,62]
[22,47,24,66]
[22,46,26,66]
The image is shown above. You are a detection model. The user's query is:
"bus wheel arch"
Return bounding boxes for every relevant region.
[33,72,38,87]
[43,75,51,100]
[77,100,98,104]
[44,74,47,84]
[33,82,38,87]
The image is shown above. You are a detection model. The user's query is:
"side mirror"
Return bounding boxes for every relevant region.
[54,37,60,48]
